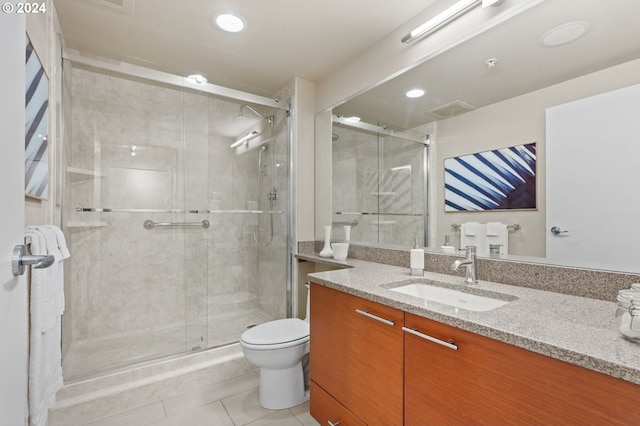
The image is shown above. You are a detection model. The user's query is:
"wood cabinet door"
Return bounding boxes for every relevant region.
[404,313,640,425]
[310,283,404,426]
[310,380,366,426]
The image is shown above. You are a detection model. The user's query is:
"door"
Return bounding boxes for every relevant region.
[0,13,28,424]
[546,84,640,272]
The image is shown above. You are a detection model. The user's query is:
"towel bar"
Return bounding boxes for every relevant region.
[12,245,55,276]
[451,223,521,231]
[143,219,210,229]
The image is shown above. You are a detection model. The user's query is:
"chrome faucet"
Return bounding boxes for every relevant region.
[451,246,477,285]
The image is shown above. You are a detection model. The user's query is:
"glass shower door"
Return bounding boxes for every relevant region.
[332,122,428,247]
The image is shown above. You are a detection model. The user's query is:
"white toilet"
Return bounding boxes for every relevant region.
[240,285,310,409]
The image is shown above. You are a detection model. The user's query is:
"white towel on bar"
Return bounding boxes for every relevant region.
[25,226,68,426]
[461,222,485,255]
[484,222,509,256]
[27,225,69,318]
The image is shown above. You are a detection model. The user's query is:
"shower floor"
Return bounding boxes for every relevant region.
[62,308,274,380]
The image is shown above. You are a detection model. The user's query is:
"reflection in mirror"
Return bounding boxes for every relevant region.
[331,119,428,247]
[330,0,640,273]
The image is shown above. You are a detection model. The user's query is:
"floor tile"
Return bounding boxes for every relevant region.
[152,401,233,426]
[244,410,305,426]
[82,401,166,426]
[162,371,259,417]
[289,402,320,426]
[221,387,279,425]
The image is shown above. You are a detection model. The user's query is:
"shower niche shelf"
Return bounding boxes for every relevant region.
[67,167,106,182]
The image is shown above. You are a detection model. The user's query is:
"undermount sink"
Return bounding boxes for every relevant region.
[389,281,517,312]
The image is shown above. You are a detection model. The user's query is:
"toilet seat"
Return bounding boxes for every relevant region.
[240,318,309,350]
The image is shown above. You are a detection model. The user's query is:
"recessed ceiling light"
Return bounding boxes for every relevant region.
[213,12,246,33]
[186,74,207,84]
[406,89,425,98]
[539,21,591,47]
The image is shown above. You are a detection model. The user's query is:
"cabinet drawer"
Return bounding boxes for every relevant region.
[310,380,365,426]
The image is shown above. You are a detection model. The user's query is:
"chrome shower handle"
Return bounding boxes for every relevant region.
[12,245,55,276]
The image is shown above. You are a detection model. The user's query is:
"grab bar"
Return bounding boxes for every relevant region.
[143,220,210,229]
[332,220,358,227]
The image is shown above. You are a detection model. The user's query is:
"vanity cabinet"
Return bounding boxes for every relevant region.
[404,313,640,425]
[310,283,404,426]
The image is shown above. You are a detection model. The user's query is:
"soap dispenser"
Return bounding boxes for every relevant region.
[410,236,424,276]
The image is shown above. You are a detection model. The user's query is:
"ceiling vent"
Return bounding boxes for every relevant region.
[90,0,135,14]
[426,100,475,119]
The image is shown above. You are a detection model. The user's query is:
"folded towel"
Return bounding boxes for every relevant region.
[486,222,505,237]
[461,223,485,255]
[25,230,57,332]
[484,222,509,256]
[25,228,64,426]
[27,226,61,262]
[27,225,67,318]
[42,225,70,259]
[462,222,480,236]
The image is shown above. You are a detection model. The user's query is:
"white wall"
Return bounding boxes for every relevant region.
[292,78,316,242]
[0,11,28,426]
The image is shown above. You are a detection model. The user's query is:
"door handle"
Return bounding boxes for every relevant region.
[11,245,55,276]
[550,226,569,236]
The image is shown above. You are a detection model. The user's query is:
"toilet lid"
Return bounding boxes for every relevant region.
[241,318,309,345]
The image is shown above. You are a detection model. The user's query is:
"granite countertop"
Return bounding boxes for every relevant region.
[298,254,640,385]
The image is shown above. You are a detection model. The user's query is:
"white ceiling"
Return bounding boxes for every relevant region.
[52,0,640,131]
[53,0,435,97]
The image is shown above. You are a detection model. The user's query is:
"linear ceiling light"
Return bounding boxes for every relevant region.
[401,0,481,44]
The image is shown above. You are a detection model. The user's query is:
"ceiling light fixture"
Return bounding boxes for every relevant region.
[401,0,481,44]
[213,12,246,33]
[186,74,207,84]
[539,21,591,47]
[406,89,425,98]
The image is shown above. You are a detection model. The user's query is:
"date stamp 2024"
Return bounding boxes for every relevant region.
[2,2,47,13]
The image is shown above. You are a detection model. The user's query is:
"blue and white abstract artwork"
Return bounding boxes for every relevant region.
[444,143,536,212]
[25,36,48,199]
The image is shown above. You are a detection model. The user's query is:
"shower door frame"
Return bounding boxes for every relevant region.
[60,48,294,377]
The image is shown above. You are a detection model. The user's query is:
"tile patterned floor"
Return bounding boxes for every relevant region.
[79,371,319,426]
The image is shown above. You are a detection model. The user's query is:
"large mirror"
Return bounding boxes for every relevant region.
[327,0,640,273]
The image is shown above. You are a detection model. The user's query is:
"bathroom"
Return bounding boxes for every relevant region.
[2,0,640,424]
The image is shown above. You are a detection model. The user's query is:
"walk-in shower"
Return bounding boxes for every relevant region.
[60,56,291,380]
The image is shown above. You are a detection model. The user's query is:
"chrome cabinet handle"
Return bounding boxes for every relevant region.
[11,245,55,276]
[328,421,340,426]
[550,226,569,236]
[355,309,395,326]
[402,326,458,350]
